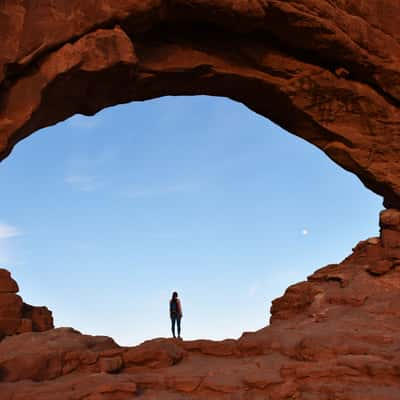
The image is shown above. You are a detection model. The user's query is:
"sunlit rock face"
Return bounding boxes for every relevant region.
[0,269,53,337]
[0,1,400,207]
[1,1,400,398]
[2,210,400,398]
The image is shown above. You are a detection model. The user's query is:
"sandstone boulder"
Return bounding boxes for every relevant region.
[0,269,53,337]
[0,269,18,293]
[21,303,53,332]
[0,327,120,382]
[123,339,186,369]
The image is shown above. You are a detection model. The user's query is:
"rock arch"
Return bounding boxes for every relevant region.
[3,3,400,398]
[1,1,400,208]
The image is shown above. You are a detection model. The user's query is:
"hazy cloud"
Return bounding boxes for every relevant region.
[0,223,22,240]
[65,174,100,192]
[248,283,259,297]
[0,243,12,266]
[0,224,23,267]
[64,148,118,192]
[122,183,199,199]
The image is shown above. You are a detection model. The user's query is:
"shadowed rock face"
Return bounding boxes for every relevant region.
[2,210,400,399]
[0,269,53,337]
[0,1,400,207]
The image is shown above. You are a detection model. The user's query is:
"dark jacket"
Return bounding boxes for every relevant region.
[170,298,182,318]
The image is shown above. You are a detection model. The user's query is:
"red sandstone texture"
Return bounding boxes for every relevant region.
[0,1,400,207]
[1,1,400,399]
[2,210,400,399]
[0,269,53,338]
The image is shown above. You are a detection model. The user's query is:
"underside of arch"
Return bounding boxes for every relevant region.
[0,1,400,207]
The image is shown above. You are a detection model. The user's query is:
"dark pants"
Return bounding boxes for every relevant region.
[171,315,182,337]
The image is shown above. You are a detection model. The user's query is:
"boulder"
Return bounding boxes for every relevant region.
[0,270,53,337]
[0,269,18,293]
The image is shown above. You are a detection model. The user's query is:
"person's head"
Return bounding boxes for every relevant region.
[172,291,178,300]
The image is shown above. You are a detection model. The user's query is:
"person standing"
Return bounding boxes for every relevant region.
[169,291,183,339]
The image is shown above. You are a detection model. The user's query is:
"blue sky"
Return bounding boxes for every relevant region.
[0,96,382,345]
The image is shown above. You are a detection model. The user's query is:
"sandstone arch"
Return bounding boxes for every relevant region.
[1,1,400,208]
[3,3,400,398]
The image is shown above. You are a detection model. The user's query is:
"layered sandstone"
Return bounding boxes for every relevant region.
[2,210,400,399]
[0,1,400,207]
[1,1,400,398]
[0,268,53,338]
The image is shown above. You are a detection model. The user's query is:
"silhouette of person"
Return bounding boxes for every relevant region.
[170,291,182,339]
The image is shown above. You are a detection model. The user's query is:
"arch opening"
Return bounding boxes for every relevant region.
[0,95,382,345]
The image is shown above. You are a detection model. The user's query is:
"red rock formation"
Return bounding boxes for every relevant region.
[2,210,400,398]
[1,1,400,398]
[0,268,53,338]
[0,1,400,207]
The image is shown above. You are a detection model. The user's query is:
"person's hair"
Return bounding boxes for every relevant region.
[171,291,178,301]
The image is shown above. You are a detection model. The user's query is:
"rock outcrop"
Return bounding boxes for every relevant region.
[1,1,400,398]
[0,268,53,338]
[2,210,400,399]
[0,1,400,207]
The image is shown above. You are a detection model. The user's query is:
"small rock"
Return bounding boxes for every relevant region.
[98,356,123,373]
[334,67,350,78]
[123,339,185,368]
[0,269,19,293]
[165,375,203,392]
[366,260,393,275]
[380,209,400,230]
[202,374,245,393]
[21,303,54,332]
[381,229,400,248]
[367,237,380,245]
[18,318,33,333]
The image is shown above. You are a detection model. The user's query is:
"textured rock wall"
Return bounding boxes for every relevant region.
[1,2,400,398]
[0,1,399,207]
[2,210,400,399]
[0,268,53,338]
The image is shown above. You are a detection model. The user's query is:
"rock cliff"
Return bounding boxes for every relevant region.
[2,210,400,399]
[0,269,53,338]
[0,1,400,207]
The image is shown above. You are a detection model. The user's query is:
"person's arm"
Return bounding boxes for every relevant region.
[177,299,183,316]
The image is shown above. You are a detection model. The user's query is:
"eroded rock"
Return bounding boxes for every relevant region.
[0,1,400,207]
[0,268,53,337]
[2,212,400,398]
[1,1,400,397]
[0,269,18,293]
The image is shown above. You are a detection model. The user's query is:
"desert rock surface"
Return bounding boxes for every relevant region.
[0,0,400,207]
[1,1,400,398]
[0,268,53,338]
[2,210,400,399]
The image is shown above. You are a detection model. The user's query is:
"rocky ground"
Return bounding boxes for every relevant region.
[0,269,53,338]
[1,209,400,399]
